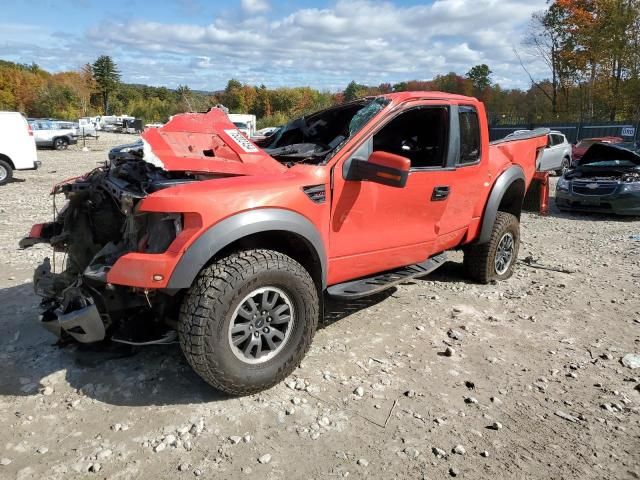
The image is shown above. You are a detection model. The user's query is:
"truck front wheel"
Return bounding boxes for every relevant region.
[464,212,520,284]
[179,249,319,395]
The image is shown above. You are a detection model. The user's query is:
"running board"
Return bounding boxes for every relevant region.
[327,253,448,300]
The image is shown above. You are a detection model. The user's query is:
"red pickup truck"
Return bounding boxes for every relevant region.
[21,92,547,395]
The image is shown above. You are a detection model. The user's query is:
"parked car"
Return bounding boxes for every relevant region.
[29,120,77,150]
[108,139,143,161]
[572,136,623,164]
[0,112,40,185]
[556,143,640,215]
[21,92,547,395]
[506,130,571,174]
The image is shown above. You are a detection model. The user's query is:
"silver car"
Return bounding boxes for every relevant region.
[29,120,77,150]
[506,130,572,175]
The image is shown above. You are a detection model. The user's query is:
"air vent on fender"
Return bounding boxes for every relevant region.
[302,184,326,204]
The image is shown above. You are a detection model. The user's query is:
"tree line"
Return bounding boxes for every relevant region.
[1,1,638,127]
[527,0,640,121]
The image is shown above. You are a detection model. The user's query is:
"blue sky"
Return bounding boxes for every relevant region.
[1,0,549,91]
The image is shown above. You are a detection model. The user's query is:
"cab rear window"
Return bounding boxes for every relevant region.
[458,106,480,165]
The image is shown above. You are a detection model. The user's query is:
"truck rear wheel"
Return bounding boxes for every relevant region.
[0,159,13,186]
[464,212,520,284]
[179,249,319,395]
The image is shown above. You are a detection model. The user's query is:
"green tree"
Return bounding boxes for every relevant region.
[91,55,121,114]
[343,80,366,101]
[222,79,247,112]
[466,64,493,91]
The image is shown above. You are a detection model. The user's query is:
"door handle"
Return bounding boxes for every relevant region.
[431,186,450,201]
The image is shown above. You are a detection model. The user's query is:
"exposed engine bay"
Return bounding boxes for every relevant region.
[566,142,640,183]
[20,157,200,344]
[257,97,388,165]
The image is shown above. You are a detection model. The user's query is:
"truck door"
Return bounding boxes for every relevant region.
[328,104,451,285]
[430,105,488,248]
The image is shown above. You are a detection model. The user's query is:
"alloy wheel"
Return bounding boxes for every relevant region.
[494,232,515,275]
[228,286,295,364]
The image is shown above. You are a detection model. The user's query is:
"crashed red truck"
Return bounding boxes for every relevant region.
[20,92,548,395]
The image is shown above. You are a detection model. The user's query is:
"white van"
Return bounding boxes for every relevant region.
[0,112,40,185]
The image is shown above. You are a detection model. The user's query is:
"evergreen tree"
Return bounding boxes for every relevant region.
[91,55,121,114]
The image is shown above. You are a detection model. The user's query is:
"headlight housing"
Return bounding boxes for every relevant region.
[556,177,570,192]
[621,182,640,192]
[136,213,183,253]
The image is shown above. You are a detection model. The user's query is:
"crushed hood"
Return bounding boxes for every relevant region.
[578,143,640,166]
[141,108,286,176]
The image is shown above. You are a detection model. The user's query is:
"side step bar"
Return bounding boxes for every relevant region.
[327,252,448,300]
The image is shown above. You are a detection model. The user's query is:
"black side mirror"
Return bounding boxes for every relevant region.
[345,151,410,188]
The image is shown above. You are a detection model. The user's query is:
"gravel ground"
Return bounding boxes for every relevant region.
[0,133,639,479]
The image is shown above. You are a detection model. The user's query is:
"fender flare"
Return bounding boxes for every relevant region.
[476,165,526,244]
[166,208,327,289]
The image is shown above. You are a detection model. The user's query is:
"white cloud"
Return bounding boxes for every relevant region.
[241,0,270,14]
[1,0,549,91]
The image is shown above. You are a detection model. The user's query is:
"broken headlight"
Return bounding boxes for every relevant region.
[621,182,640,192]
[556,177,570,192]
[137,213,182,253]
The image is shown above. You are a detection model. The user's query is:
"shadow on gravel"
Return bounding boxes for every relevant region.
[420,260,476,285]
[546,198,640,222]
[0,282,225,406]
[0,282,395,407]
[322,289,395,329]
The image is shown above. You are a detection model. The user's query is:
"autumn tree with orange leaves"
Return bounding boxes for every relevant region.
[528,0,640,121]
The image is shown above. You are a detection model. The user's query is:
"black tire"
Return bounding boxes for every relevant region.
[555,157,570,176]
[0,159,13,186]
[179,249,319,395]
[464,212,520,284]
[54,137,69,150]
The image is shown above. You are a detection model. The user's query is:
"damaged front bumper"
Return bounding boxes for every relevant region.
[555,190,640,215]
[41,303,105,343]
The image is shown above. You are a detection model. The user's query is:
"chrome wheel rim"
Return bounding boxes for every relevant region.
[228,286,295,364]
[494,232,514,275]
[0,165,7,183]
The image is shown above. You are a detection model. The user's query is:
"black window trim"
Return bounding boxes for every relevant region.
[341,103,454,180]
[376,104,452,172]
[455,104,482,168]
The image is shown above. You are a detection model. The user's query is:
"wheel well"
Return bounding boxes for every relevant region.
[215,231,323,289]
[497,179,526,219]
[0,154,15,169]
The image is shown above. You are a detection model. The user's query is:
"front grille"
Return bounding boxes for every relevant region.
[571,181,618,196]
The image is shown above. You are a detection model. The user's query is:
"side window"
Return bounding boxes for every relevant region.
[372,107,448,169]
[554,134,565,145]
[458,106,480,165]
[546,134,555,147]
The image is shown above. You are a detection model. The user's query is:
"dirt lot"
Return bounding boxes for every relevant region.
[0,133,639,480]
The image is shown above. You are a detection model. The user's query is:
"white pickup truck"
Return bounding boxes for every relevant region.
[0,112,40,185]
[29,119,78,150]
